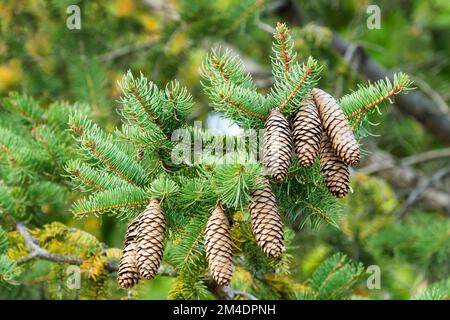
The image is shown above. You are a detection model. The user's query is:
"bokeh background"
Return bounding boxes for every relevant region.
[0,0,449,299]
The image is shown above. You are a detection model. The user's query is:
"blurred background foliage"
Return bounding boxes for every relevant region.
[0,0,448,299]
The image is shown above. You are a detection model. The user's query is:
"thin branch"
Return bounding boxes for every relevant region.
[300,200,333,223]
[68,170,106,192]
[396,166,450,219]
[275,21,291,80]
[359,148,450,215]
[412,76,449,114]
[220,94,266,120]
[206,280,259,300]
[99,40,157,63]
[129,84,164,131]
[359,148,450,174]
[14,222,174,275]
[75,200,148,216]
[402,148,450,167]
[16,222,84,266]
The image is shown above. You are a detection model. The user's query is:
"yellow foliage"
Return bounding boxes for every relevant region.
[66,228,100,252]
[168,31,188,55]
[139,15,161,35]
[6,231,27,261]
[105,248,122,260]
[0,59,23,92]
[80,255,106,281]
[25,32,50,57]
[231,266,254,291]
[263,272,297,296]
[115,0,136,17]
[31,222,67,244]
[230,211,249,253]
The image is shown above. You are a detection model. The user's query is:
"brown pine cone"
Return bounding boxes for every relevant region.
[117,242,140,289]
[204,203,234,286]
[249,183,284,258]
[135,199,166,280]
[263,109,293,181]
[292,99,322,167]
[117,210,144,289]
[313,88,360,166]
[319,133,350,198]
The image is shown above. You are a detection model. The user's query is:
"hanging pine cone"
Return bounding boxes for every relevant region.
[117,211,143,289]
[204,203,234,286]
[313,88,360,166]
[136,199,166,280]
[249,182,284,258]
[263,109,293,181]
[319,133,350,198]
[292,99,322,167]
[117,242,140,289]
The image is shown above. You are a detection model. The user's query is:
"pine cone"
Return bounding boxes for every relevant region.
[117,211,144,289]
[249,183,284,258]
[204,203,234,286]
[292,99,322,167]
[136,199,166,280]
[263,109,293,181]
[319,133,350,198]
[117,242,140,289]
[313,88,360,166]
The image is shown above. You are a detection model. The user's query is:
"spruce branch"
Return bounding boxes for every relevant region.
[228,0,266,33]
[118,71,167,132]
[306,252,364,299]
[69,116,147,187]
[0,181,20,217]
[0,126,48,169]
[205,82,269,128]
[65,160,128,192]
[413,278,450,300]
[341,73,413,127]
[222,93,267,120]
[269,57,322,116]
[271,22,297,81]
[118,71,193,135]
[72,186,149,217]
[2,92,43,124]
[201,48,255,89]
